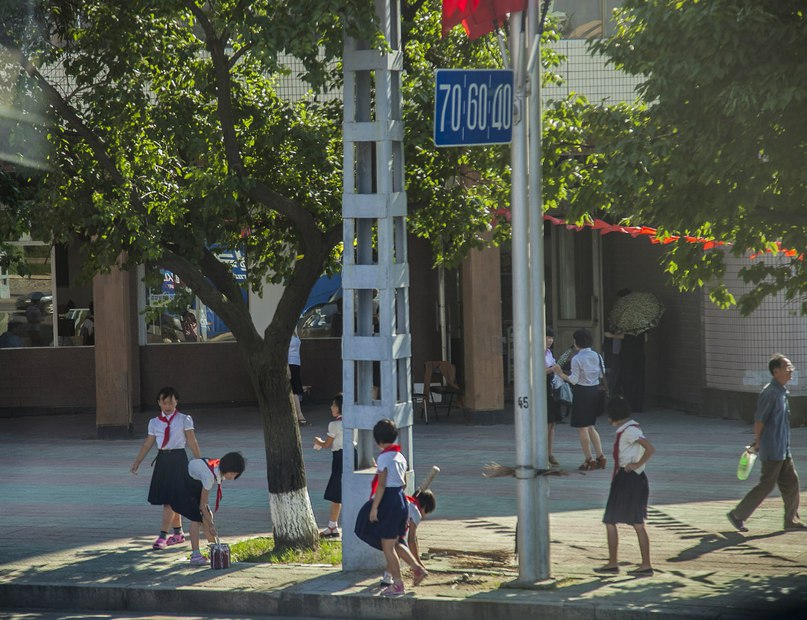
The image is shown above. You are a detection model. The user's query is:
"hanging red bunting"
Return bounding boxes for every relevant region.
[539,214,801,260]
[541,214,722,247]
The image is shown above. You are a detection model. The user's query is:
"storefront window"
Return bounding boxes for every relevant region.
[142,248,246,344]
[1,242,56,348]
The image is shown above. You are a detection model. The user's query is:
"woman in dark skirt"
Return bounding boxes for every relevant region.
[596,396,656,577]
[553,328,607,471]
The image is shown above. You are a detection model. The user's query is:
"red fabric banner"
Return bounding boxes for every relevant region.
[442,0,528,40]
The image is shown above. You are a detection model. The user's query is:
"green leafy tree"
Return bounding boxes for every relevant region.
[0,0,373,549]
[557,1,807,314]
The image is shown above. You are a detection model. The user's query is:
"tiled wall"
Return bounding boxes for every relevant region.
[703,253,807,395]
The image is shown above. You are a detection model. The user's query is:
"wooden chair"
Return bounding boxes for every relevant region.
[421,360,462,423]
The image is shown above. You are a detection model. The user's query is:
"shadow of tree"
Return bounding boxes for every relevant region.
[465,571,804,620]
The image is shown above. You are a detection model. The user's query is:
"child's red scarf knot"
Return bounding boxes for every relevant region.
[157,410,178,448]
[370,444,402,498]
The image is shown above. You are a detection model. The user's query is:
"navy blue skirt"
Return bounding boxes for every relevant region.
[354,487,408,549]
[289,364,303,395]
[170,469,206,523]
[324,449,343,504]
[570,384,601,428]
[546,376,563,423]
[148,448,189,506]
[603,469,649,525]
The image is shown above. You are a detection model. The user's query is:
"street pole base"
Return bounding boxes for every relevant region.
[500,577,557,590]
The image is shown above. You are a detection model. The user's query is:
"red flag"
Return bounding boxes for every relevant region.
[442,0,528,40]
[442,0,476,37]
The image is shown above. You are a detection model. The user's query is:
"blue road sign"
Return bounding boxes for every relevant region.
[434,69,513,147]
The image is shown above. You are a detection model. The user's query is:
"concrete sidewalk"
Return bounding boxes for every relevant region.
[1,405,805,619]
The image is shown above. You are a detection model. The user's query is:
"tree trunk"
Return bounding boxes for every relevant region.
[245,346,319,549]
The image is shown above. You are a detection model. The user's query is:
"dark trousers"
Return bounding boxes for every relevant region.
[733,457,801,525]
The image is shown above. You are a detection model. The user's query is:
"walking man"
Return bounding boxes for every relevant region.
[728,354,805,533]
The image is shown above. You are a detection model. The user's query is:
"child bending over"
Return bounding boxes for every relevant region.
[171,451,246,566]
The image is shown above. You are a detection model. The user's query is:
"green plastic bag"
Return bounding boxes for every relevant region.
[737,447,758,481]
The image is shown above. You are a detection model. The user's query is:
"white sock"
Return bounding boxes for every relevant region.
[328,521,338,529]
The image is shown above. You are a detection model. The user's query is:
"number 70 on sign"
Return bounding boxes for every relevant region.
[434,69,514,147]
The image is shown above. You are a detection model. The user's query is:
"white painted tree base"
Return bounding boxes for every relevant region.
[269,487,318,545]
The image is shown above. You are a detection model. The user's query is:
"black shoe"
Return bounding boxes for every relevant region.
[727,511,748,532]
[784,521,807,531]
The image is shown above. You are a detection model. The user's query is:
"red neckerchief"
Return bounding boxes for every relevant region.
[370,445,402,497]
[613,423,640,480]
[206,458,222,512]
[157,410,178,448]
[405,495,422,513]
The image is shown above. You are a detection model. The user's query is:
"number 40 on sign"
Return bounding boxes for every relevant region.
[434,69,513,147]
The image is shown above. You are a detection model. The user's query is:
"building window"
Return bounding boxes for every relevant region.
[553,0,622,39]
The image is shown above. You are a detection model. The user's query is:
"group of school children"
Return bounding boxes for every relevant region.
[132,387,434,591]
[133,385,654,587]
[313,395,437,597]
[130,386,245,566]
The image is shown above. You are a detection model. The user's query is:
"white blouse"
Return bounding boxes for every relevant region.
[567,348,603,387]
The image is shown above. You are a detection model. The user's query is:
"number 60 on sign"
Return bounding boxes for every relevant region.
[434,69,513,147]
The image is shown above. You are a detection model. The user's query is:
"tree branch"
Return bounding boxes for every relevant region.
[183,1,244,176]
[161,247,259,345]
[243,179,322,250]
[229,41,255,69]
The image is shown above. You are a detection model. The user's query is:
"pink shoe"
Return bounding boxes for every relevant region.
[152,536,167,550]
[381,582,405,597]
[166,533,186,546]
[189,553,209,566]
[412,566,429,586]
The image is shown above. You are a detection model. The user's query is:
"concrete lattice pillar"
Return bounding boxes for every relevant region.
[341,0,413,570]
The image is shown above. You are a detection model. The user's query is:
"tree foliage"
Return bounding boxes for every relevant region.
[0,0,379,549]
[562,0,807,314]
